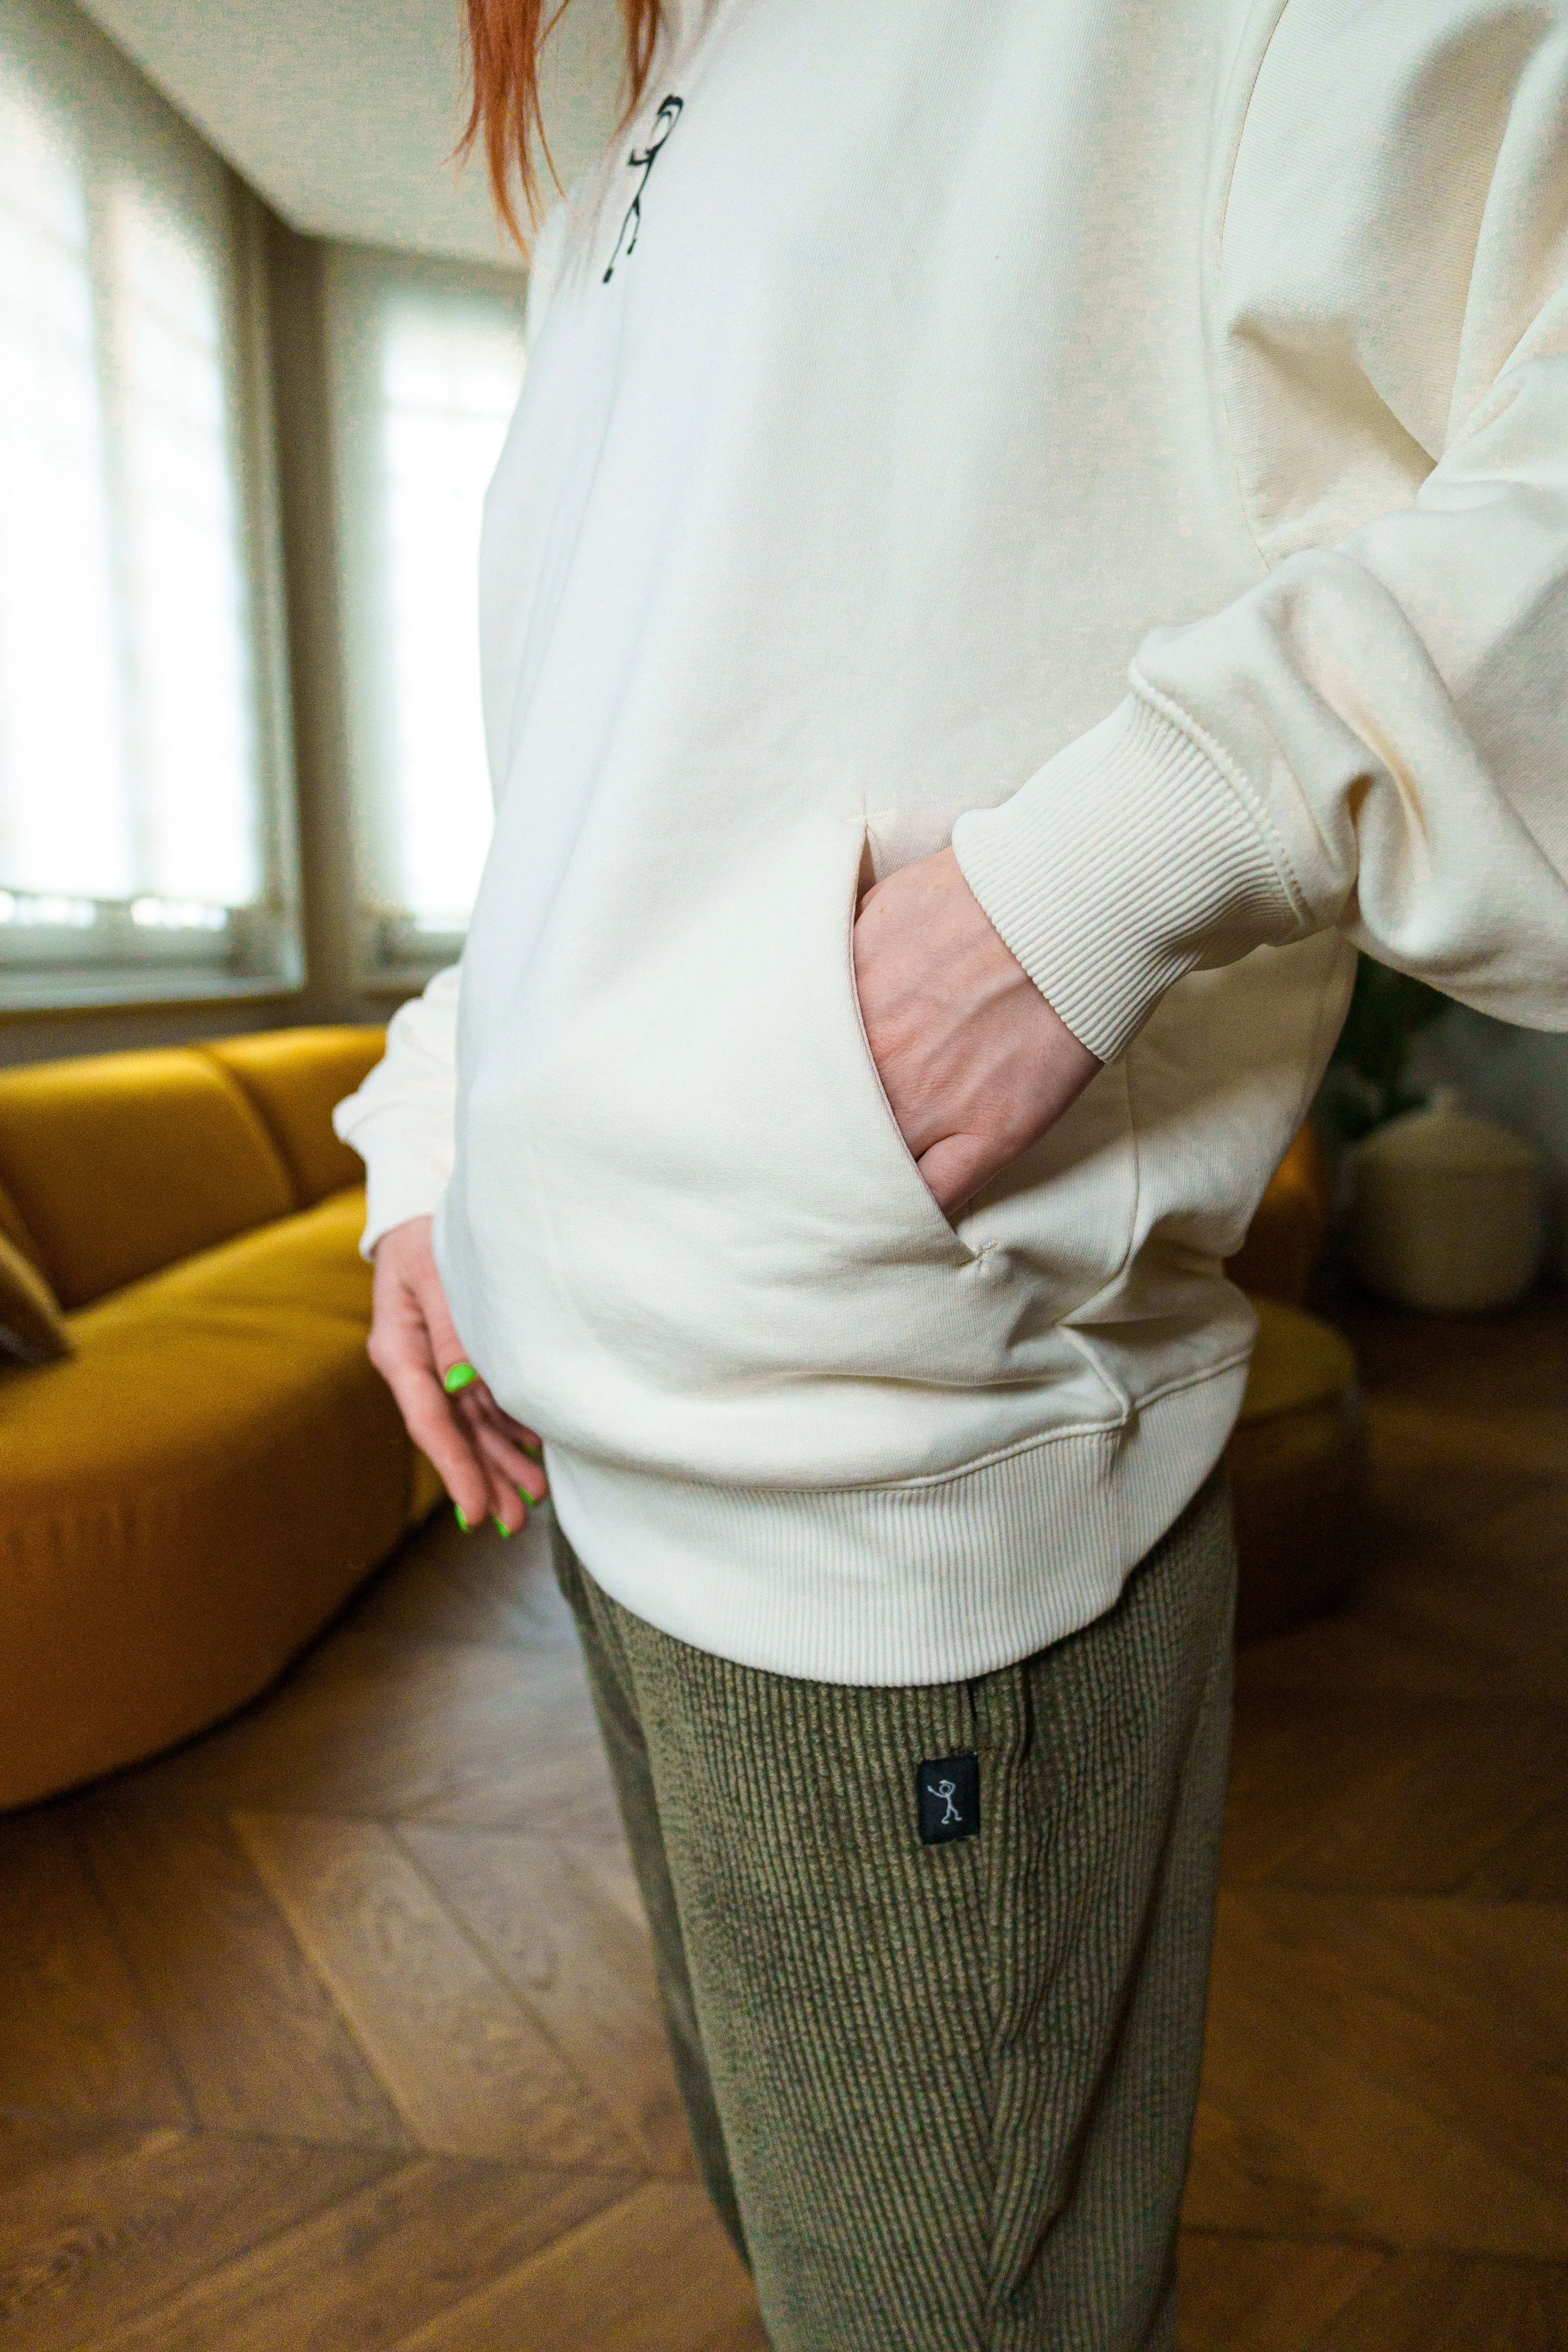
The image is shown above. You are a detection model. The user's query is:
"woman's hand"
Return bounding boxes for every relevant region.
[367,1215,548,1536]
[853,847,1102,1216]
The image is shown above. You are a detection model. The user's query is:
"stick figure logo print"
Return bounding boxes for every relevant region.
[603,94,685,283]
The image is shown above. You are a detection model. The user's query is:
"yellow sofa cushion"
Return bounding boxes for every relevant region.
[0,1166,44,1268]
[0,1050,294,1307]
[0,1222,413,1809]
[205,1028,386,1208]
[0,1226,70,1364]
[91,1187,377,1332]
[0,1180,452,1805]
[1236,1295,1357,1424]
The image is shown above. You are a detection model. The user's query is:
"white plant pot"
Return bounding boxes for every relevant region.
[1349,1089,1544,1315]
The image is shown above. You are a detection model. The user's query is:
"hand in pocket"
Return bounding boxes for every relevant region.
[852,847,1101,1216]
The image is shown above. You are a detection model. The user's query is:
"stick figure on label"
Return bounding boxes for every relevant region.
[931,1779,961,1827]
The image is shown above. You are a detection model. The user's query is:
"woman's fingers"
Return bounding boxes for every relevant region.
[451,1371,542,1456]
[365,1217,549,1537]
[367,1223,493,1528]
[465,1403,549,1510]
[455,1389,548,1535]
[380,1353,493,1528]
[380,1214,477,1396]
[450,1375,548,1511]
[493,1404,545,1454]
[410,1266,477,1392]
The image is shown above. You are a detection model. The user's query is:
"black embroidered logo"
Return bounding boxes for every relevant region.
[603,94,684,283]
[917,1753,980,1846]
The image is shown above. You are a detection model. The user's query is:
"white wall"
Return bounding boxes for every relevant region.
[75,0,624,262]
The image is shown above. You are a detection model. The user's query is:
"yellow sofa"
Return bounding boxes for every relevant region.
[0,1026,443,1811]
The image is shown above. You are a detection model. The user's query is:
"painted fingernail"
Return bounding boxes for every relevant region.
[443,1363,478,1395]
[455,1504,473,1532]
[521,1440,543,1463]
[513,1486,533,1513]
[492,1516,514,1539]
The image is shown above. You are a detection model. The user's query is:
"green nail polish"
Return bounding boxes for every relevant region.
[521,1440,543,1462]
[455,1504,472,1532]
[443,1362,478,1395]
[513,1486,533,1512]
[493,1515,517,1539]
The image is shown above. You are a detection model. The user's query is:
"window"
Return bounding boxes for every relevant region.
[0,1,297,1009]
[327,249,526,982]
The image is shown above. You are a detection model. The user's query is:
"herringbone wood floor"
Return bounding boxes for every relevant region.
[2,1291,1564,2348]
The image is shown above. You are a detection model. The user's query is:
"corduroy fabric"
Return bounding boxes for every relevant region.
[553,1472,1236,2352]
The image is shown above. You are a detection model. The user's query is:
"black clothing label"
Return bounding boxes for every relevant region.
[917,1753,980,1845]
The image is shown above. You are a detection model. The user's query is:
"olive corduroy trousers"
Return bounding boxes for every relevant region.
[552,1470,1235,2352]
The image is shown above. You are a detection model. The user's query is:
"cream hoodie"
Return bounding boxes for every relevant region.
[337,0,1568,1683]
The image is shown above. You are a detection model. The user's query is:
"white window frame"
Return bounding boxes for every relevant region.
[0,0,301,1015]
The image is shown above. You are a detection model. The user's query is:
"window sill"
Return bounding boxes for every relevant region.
[0,971,304,1019]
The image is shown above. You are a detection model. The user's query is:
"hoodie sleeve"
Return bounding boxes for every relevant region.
[953,0,1568,1062]
[333,964,462,1258]
[329,211,574,1260]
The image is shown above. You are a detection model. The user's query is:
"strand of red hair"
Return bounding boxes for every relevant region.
[460,0,665,249]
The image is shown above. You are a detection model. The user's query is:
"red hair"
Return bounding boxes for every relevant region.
[461,0,665,249]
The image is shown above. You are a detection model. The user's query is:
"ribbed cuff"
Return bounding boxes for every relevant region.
[952,691,1298,1062]
[360,1169,449,1261]
[333,1106,453,1260]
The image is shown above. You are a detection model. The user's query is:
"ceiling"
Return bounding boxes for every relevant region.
[76,0,627,266]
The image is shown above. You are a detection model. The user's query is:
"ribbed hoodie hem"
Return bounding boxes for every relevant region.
[951,688,1297,1063]
[542,1360,1249,1685]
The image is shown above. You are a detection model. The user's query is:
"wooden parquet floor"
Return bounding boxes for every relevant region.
[1,1290,1563,2348]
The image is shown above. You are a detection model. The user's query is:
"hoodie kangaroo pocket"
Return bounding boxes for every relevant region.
[493,809,1136,1405]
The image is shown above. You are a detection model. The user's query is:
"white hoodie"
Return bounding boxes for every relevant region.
[337,0,1568,1684]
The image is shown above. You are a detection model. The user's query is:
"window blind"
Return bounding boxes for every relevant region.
[326,247,526,980]
[0,0,298,1008]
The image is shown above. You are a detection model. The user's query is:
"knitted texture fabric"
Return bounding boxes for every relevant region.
[553,1472,1236,2351]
